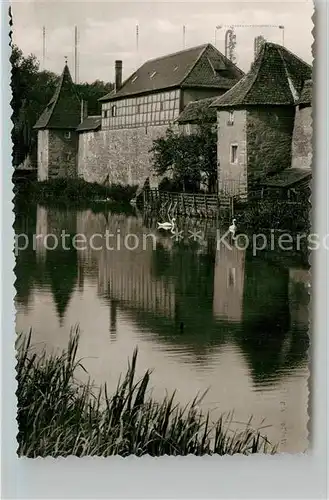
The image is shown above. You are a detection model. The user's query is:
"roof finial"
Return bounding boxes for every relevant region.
[64,56,68,65]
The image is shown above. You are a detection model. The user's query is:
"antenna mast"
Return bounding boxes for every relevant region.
[42,26,46,70]
[183,25,186,48]
[74,25,79,83]
[136,24,139,52]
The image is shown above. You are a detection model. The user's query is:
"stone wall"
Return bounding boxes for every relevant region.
[291,105,312,169]
[217,109,248,197]
[78,124,169,187]
[246,107,295,185]
[48,130,78,179]
[37,130,49,181]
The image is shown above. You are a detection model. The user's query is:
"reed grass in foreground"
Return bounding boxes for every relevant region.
[16,331,277,457]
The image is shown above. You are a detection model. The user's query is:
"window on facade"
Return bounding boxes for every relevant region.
[227,111,234,125]
[230,144,238,164]
[111,105,117,117]
[66,152,71,161]
[64,131,71,139]
[103,110,108,118]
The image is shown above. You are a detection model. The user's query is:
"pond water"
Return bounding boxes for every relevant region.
[15,204,310,453]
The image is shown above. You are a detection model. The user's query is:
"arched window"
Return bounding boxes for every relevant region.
[111,104,117,117]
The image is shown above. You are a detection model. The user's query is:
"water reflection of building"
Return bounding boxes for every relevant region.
[213,244,246,322]
[34,206,78,325]
[237,257,309,387]
[288,268,309,331]
[19,206,309,384]
[76,210,176,318]
[35,205,48,262]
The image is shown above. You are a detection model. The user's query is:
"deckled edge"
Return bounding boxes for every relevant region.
[9,3,19,457]
[306,0,315,451]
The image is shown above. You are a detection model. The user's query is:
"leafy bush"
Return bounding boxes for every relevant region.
[236,199,310,232]
[14,178,138,207]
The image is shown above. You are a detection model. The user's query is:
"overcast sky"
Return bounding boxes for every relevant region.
[12,0,313,83]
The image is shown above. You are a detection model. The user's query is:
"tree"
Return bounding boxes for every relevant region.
[76,80,114,116]
[11,45,59,166]
[11,44,114,167]
[150,110,217,193]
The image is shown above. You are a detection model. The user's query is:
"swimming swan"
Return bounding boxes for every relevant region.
[229,218,237,236]
[157,217,176,231]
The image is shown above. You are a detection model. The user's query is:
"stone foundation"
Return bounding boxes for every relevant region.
[37,129,78,180]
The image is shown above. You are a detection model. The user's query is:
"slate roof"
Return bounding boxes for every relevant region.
[34,64,81,129]
[176,96,218,123]
[211,42,312,108]
[99,44,244,102]
[298,79,312,106]
[259,167,312,188]
[76,115,101,132]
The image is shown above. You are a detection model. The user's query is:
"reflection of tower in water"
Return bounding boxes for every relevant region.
[288,268,309,332]
[213,244,246,322]
[35,206,78,327]
[110,299,118,340]
[35,205,48,263]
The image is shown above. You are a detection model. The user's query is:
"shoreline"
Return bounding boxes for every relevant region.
[16,330,277,457]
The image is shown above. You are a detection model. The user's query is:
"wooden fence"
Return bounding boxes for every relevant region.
[142,189,221,218]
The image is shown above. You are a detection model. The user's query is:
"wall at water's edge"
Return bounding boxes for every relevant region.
[246,107,295,185]
[77,125,170,187]
[37,130,49,181]
[48,130,78,178]
[217,109,248,197]
[291,105,312,169]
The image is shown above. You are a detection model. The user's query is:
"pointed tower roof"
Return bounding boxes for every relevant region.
[297,79,312,107]
[211,43,312,108]
[34,63,81,129]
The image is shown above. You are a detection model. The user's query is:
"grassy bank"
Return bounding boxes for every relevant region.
[17,331,276,457]
[14,178,138,208]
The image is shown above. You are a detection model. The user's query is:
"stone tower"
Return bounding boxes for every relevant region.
[34,62,81,180]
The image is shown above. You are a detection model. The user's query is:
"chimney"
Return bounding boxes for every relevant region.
[80,100,88,123]
[115,60,123,92]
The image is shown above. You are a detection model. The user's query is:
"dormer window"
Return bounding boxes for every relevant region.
[111,104,117,117]
[132,75,138,83]
[64,131,71,139]
[173,66,178,72]
[150,71,157,79]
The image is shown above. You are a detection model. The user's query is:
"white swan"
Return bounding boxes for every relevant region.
[157,217,176,231]
[229,218,237,236]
